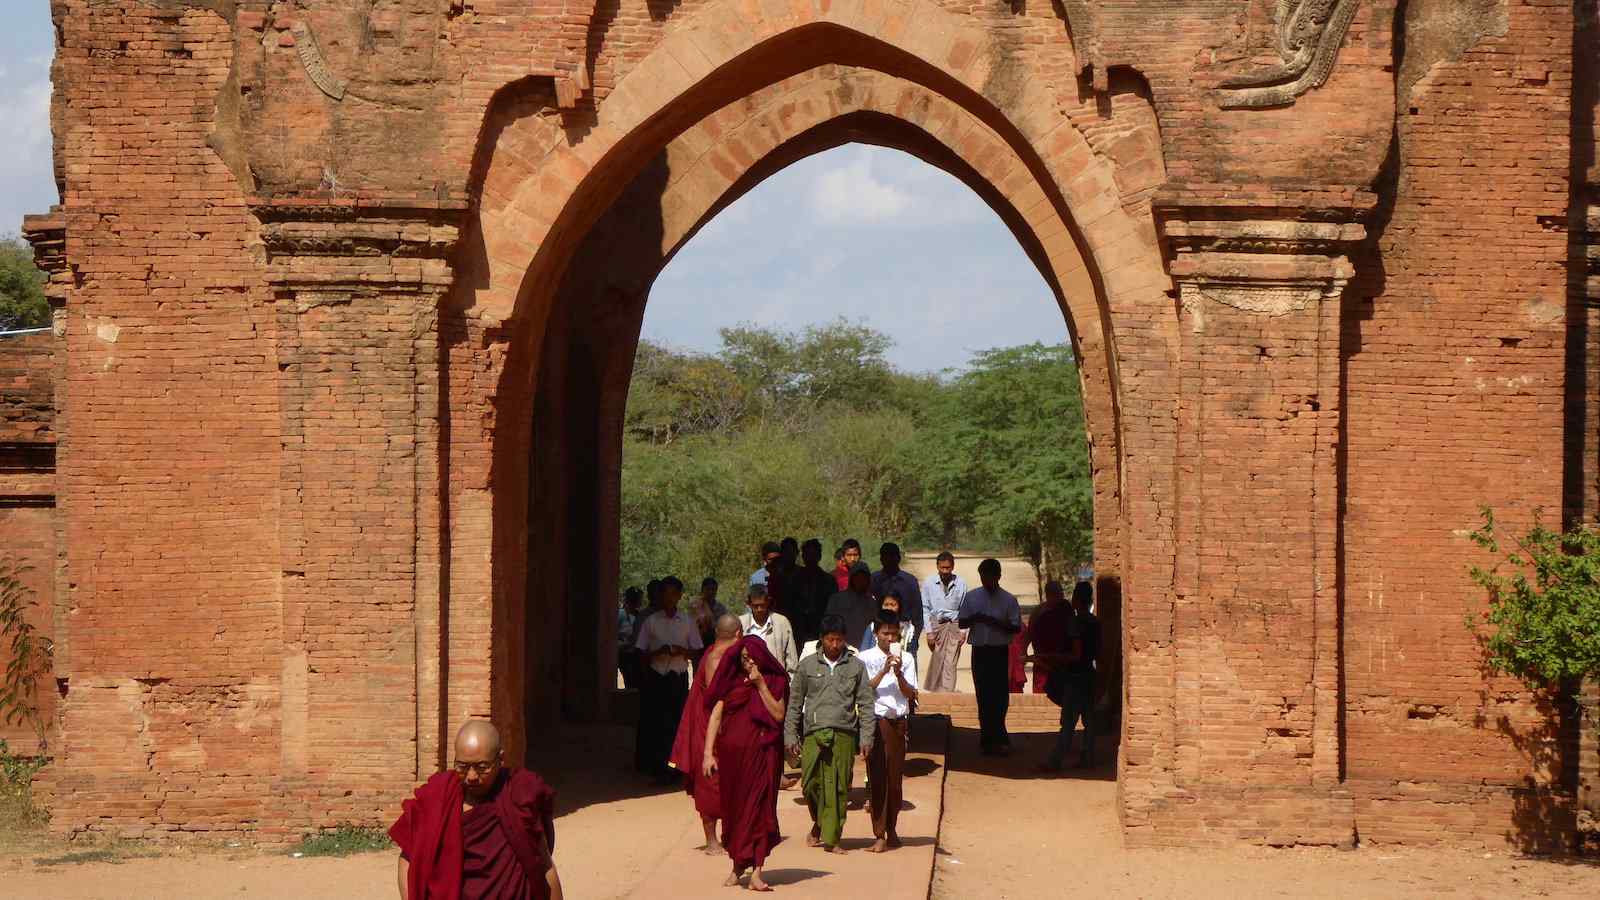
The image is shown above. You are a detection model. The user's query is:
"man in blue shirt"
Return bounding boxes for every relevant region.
[920,551,968,692]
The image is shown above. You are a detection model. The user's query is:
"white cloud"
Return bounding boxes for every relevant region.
[0,77,53,178]
[810,152,913,224]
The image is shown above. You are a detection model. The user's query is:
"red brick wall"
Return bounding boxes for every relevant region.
[0,330,57,750]
[1341,1,1575,848]
[9,0,1589,849]
[45,1,286,836]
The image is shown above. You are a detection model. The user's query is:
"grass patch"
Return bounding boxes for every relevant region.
[294,824,393,858]
[0,738,48,854]
[30,841,162,867]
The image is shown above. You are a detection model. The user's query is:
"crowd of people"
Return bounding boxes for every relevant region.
[381,541,1101,898]
[616,539,1104,891]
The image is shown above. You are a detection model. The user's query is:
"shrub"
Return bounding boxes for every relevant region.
[1465,507,1600,689]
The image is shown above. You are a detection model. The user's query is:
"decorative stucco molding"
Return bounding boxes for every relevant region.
[1218,0,1360,109]
[1156,204,1368,332]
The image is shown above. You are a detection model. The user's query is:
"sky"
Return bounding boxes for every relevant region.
[0,5,1066,373]
[1,4,58,245]
[647,145,1066,374]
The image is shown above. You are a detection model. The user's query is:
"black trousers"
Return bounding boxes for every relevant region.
[970,645,1012,750]
[634,667,689,775]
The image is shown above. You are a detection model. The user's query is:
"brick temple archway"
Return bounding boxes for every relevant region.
[449,1,1174,782]
[510,64,1142,751]
[25,0,1587,850]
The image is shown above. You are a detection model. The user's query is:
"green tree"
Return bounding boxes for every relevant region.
[0,237,48,332]
[720,319,896,418]
[618,329,1094,598]
[624,341,751,443]
[1465,507,1600,690]
[906,344,1092,584]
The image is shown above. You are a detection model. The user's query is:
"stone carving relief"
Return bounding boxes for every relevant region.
[291,21,347,100]
[1218,0,1361,109]
[1197,281,1331,315]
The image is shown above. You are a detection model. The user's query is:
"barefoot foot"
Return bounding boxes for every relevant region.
[824,844,849,855]
[724,871,741,888]
[747,877,774,892]
[886,832,902,849]
[867,838,888,853]
[805,828,821,848]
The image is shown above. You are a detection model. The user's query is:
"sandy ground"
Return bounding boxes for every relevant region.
[2,721,947,900]
[933,726,1600,900]
[8,721,1600,899]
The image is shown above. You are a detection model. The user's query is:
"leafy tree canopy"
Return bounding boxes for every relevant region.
[620,325,1093,596]
[0,237,48,333]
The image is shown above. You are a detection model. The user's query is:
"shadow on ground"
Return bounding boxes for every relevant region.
[941,721,1117,782]
[525,721,684,817]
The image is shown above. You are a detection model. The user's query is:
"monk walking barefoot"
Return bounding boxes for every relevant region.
[704,637,789,892]
[672,615,744,856]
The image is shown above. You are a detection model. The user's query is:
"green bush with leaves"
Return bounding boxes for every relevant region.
[0,237,48,332]
[1465,507,1600,689]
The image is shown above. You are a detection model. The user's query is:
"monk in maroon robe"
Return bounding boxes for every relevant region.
[391,720,563,900]
[669,614,742,853]
[702,635,789,892]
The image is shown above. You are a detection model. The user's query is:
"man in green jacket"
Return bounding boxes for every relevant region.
[784,613,876,854]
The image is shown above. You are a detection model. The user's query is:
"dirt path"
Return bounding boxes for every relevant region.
[933,726,1600,899]
[1,721,948,899]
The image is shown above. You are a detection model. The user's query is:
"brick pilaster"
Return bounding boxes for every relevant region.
[251,198,463,791]
[1158,197,1368,818]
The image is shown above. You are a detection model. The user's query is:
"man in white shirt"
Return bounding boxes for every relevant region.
[739,583,799,673]
[957,558,1022,756]
[921,551,968,692]
[858,612,919,853]
[633,576,704,780]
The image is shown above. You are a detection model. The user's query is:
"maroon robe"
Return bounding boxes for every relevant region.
[392,767,556,900]
[668,642,732,820]
[705,636,790,871]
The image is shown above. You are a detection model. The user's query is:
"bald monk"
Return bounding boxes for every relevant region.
[391,721,564,900]
[670,614,743,854]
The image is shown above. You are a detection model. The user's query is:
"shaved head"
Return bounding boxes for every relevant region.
[456,719,502,757]
[453,720,504,801]
[715,614,742,639]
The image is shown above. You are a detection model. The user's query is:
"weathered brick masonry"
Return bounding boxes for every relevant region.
[2,0,1594,847]
[0,327,58,751]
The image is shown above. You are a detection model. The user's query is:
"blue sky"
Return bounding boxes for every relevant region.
[1,4,57,243]
[0,5,1065,373]
[647,145,1066,373]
